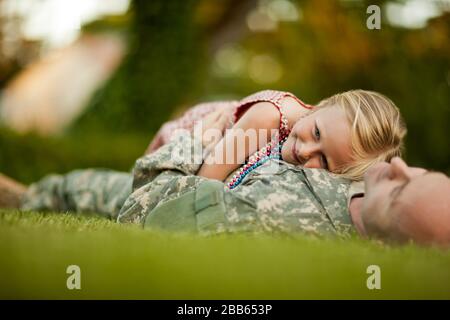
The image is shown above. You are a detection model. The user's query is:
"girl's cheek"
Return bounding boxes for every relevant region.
[304,158,321,169]
[294,120,311,141]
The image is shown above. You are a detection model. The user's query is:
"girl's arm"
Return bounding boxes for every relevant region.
[197,97,307,181]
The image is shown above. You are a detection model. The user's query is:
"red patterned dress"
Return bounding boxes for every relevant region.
[145,90,312,155]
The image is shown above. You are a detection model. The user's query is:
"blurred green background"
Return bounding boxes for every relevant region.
[0,0,449,184]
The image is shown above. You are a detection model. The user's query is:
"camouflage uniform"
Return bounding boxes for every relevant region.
[22,134,364,237]
[22,169,132,220]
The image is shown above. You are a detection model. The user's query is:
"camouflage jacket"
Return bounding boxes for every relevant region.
[117,134,363,237]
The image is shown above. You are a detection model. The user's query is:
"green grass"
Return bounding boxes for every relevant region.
[1,209,450,299]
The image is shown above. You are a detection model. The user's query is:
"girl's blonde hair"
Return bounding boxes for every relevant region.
[316,90,407,181]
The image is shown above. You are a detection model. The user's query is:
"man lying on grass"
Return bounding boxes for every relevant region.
[1,123,449,247]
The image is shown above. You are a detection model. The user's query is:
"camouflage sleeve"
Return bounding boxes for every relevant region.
[21,169,132,220]
[117,167,260,233]
[132,132,204,190]
[117,132,208,224]
[116,132,257,229]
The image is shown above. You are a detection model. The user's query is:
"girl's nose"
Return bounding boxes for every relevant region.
[298,142,320,160]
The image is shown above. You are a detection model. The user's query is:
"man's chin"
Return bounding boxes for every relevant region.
[364,162,389,191]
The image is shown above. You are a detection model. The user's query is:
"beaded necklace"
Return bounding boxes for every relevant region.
[226,108,290,190]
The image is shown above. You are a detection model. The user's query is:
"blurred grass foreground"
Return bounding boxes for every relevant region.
[1,209,450,299]
[0,0,449,299]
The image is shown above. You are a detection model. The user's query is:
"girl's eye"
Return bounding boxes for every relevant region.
[314,125,320,140]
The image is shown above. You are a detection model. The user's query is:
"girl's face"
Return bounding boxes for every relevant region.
[281,106,354,172]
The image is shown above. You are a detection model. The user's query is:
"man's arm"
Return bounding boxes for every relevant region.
[118,155,346,237]
[117,125,259,228]
[132,132,204,190]
[133,107,232,190]
[117,110,230,225]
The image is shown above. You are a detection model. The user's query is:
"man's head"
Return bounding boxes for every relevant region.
[361,157,450,246]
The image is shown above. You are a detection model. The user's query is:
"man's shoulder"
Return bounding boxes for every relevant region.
[251,161,351,188]
[227,161,355,236]
[247,161,353,213]
[302,167,351,187]
[298,167,352,202]
[239,161,352,204]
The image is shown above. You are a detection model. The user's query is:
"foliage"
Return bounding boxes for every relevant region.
[0,127,149,184]
[71,0,205,135]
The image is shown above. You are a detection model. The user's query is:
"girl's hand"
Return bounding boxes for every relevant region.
[194,108,232,152]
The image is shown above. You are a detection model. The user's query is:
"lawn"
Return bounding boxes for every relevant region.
[1,209,449,299]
